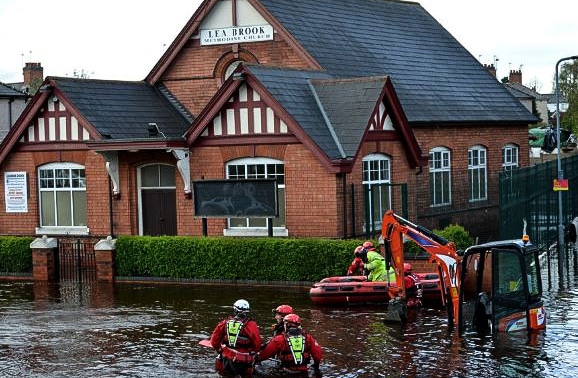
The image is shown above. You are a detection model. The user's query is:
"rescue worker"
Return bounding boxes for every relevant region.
[271,304,294,336]
[363,241,396,282]
[210,299,262,378]
[256,314,323,377]
[403,263,423,308]
[346,246,367,276]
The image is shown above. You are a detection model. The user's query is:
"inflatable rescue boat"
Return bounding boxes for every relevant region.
[309,273,443,306]
[309,276,395,305]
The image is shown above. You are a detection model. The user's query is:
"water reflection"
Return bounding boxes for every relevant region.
[0,252,577,377]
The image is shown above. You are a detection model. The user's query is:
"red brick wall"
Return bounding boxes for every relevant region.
[187,143,340,237]
[161,37,312,116]
[411,123,529,241]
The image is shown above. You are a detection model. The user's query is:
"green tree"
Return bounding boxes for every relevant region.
[556,59,578,134]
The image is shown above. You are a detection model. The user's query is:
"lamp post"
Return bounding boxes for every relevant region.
[555,55,578,285]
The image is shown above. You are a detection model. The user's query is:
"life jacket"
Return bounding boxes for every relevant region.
[224,317,252,349]
[405,274,421,298]
[279,329,311,369]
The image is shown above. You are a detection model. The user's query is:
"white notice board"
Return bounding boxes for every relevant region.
[4,172,28,213]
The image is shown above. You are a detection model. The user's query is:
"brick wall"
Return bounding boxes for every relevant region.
[161,38,312,115]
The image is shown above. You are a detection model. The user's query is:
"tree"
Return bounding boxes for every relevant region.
[556,60,578,134]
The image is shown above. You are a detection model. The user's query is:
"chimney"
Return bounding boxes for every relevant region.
[23,62,44,86]
[509,69,522,84]
[484,64,496,78]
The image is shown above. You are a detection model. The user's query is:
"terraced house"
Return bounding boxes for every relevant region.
[0,0,536,242]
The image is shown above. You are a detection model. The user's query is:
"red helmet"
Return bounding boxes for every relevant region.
[403,263,413,273]
[273,304,294,316]
[283,313,301,326]
[362,241,374,250]
[354,246,364,255]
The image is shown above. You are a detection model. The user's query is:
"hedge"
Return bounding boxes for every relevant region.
[0,236,34,273]
[115,236,367,282]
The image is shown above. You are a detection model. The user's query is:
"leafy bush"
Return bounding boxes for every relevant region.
[0,236,34,273]
[433,224,474,252]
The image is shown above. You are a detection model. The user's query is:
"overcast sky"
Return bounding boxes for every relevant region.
[1,0,576,94]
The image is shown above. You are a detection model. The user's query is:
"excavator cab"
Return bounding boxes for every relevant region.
[458,240,546,334]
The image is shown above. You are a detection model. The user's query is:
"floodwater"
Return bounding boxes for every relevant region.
[1,251,577,377]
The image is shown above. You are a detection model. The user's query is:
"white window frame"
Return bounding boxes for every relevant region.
[362,153,391,231]
[502,144,519,171]
[224,157,287,237]
[429,147,452,206]
[36,162,89,235]
[468,145,487,202]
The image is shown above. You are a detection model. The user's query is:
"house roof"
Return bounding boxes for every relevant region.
[189,64,424,168]
[505,82,544,101]
[0,82,27,98]
[257,0,537,124]
[49,77,191,140]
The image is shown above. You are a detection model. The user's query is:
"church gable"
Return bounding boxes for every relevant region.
[196,0,273,46]
[200,82,291,138]
[19,96,91,144]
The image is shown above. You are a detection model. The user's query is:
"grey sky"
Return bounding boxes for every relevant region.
[1,0,575,93]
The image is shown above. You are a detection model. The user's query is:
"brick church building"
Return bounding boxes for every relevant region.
[0,0,536,241]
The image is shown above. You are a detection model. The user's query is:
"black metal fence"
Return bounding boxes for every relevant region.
[57,238,99,282]
[499,154,578,248]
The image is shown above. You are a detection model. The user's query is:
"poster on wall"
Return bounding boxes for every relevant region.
[4,172,28,213]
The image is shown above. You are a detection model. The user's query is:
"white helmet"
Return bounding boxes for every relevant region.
[233,299,250,316]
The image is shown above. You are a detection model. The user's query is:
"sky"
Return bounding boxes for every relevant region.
[0,0,576,94]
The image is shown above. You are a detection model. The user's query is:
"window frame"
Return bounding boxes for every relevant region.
[502,144,519,171]
[429,147,452,207]
[36,162,88,235]
[224,157,287,237]
[362,153,392,231]
[468,145,487,202]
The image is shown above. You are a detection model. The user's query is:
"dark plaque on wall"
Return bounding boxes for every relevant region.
[193,179,278,218]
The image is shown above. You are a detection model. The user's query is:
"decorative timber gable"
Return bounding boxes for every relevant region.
[200,83,290,138]
[20,97,90,144]
[369,103,394,131]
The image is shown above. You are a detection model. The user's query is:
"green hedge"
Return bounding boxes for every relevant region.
[0,236,34,273]
[115,236,369,282]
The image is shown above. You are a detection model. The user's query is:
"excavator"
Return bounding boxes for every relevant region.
[380,210,546,334]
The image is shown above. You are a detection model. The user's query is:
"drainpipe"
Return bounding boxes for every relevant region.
[8,97,14,126]
[108,176,114,237]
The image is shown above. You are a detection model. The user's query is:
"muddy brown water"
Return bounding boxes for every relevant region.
[1,255,577,377]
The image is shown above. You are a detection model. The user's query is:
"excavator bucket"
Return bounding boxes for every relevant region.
[383,297,406,323]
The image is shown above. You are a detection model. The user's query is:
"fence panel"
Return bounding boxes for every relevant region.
[500,154,578,247]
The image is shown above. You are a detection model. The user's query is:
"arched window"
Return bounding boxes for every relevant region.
[502,144,519,171]
[362,154,391,229]
[224,60,243,80]
[468,145,487,201]
[429,147,451,206]
[225,157,286,236]
[38,162,87,234]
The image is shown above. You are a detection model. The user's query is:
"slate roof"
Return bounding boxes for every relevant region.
[505,82,543,100]
[258,0,537,124]
[245,66,343,158]
[247,65,405,160]
[51,77,191,140]
[0,82,27,98]
[311,76,387,158]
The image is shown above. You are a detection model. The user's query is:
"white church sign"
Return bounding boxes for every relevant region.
[200,25,273,45]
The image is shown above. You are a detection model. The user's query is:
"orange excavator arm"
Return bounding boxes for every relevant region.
[381,210,462,326]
